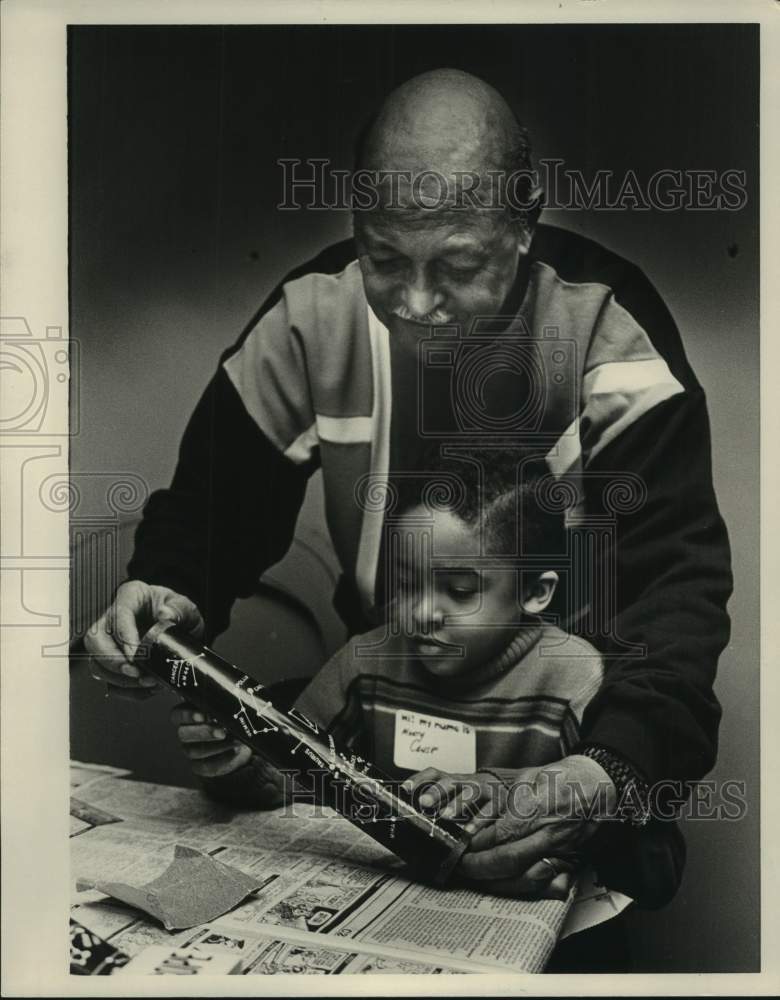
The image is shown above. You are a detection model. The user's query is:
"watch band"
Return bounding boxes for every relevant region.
[579,744,652,827]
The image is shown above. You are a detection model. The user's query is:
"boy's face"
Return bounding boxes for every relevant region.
[393,505,556,681]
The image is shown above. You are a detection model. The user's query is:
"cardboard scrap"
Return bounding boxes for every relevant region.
[79,844,264,931]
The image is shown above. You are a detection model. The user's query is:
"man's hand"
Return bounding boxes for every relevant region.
[84,581,204,699]
[170,703,253,778]
[456,755,617,898]
[400,764,588,897]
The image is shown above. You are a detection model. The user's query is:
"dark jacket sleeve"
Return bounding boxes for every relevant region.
[126,364,314,640]
[574,387,732,787]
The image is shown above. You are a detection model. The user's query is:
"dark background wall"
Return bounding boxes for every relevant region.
[68,24,759,972]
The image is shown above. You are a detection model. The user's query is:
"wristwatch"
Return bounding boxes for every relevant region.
[579,744,652,827]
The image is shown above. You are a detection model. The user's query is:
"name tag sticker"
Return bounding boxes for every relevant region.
[393,709,477,773]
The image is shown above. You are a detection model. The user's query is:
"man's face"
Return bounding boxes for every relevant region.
[355,208,527,341]
[393,505,526,680]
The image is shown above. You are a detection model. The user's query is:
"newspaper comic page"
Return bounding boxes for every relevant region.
[70,768,594,974]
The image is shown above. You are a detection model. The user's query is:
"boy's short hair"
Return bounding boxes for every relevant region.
[395,446,566,559]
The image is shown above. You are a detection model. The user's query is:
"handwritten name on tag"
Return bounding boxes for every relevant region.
[393,709,476,773]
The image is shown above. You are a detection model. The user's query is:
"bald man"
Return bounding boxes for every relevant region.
[85,70,731,914]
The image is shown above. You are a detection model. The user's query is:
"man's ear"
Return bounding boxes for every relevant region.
[509,187,543,256]
[510,216,534,256]
[521,571,558,614]
[519,228,533,256]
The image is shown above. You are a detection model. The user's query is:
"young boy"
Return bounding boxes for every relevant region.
[173,450,604,827]
[172,447,687,965]
[293,453,603,784]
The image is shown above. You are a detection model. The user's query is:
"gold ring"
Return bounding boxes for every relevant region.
[539,856,561,878]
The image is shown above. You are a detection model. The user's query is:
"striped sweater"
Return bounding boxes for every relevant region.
[128,222,733,791]
[293,623,603,781]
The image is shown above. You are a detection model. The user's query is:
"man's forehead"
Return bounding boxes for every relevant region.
[357,208,503,247]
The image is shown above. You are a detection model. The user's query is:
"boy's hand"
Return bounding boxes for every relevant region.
[85,581,204,699]
[400,767,508,832]
[170,702,252,777]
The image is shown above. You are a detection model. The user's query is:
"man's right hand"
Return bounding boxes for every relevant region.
[84,581,205,699]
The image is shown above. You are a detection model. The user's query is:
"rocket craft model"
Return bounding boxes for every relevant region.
[136,623,470,884]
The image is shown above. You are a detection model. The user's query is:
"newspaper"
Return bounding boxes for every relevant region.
[70,764,628,974]
[69,761,133,791]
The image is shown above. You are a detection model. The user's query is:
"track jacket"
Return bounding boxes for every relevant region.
[128,222,733,795]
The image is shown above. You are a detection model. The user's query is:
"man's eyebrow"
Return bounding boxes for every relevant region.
[440,237,485,255]
[441,247,483,257]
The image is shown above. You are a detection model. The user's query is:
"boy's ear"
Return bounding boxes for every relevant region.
[521,571,558,614]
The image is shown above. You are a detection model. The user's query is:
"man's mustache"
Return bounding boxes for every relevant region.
[392,303,455,325]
